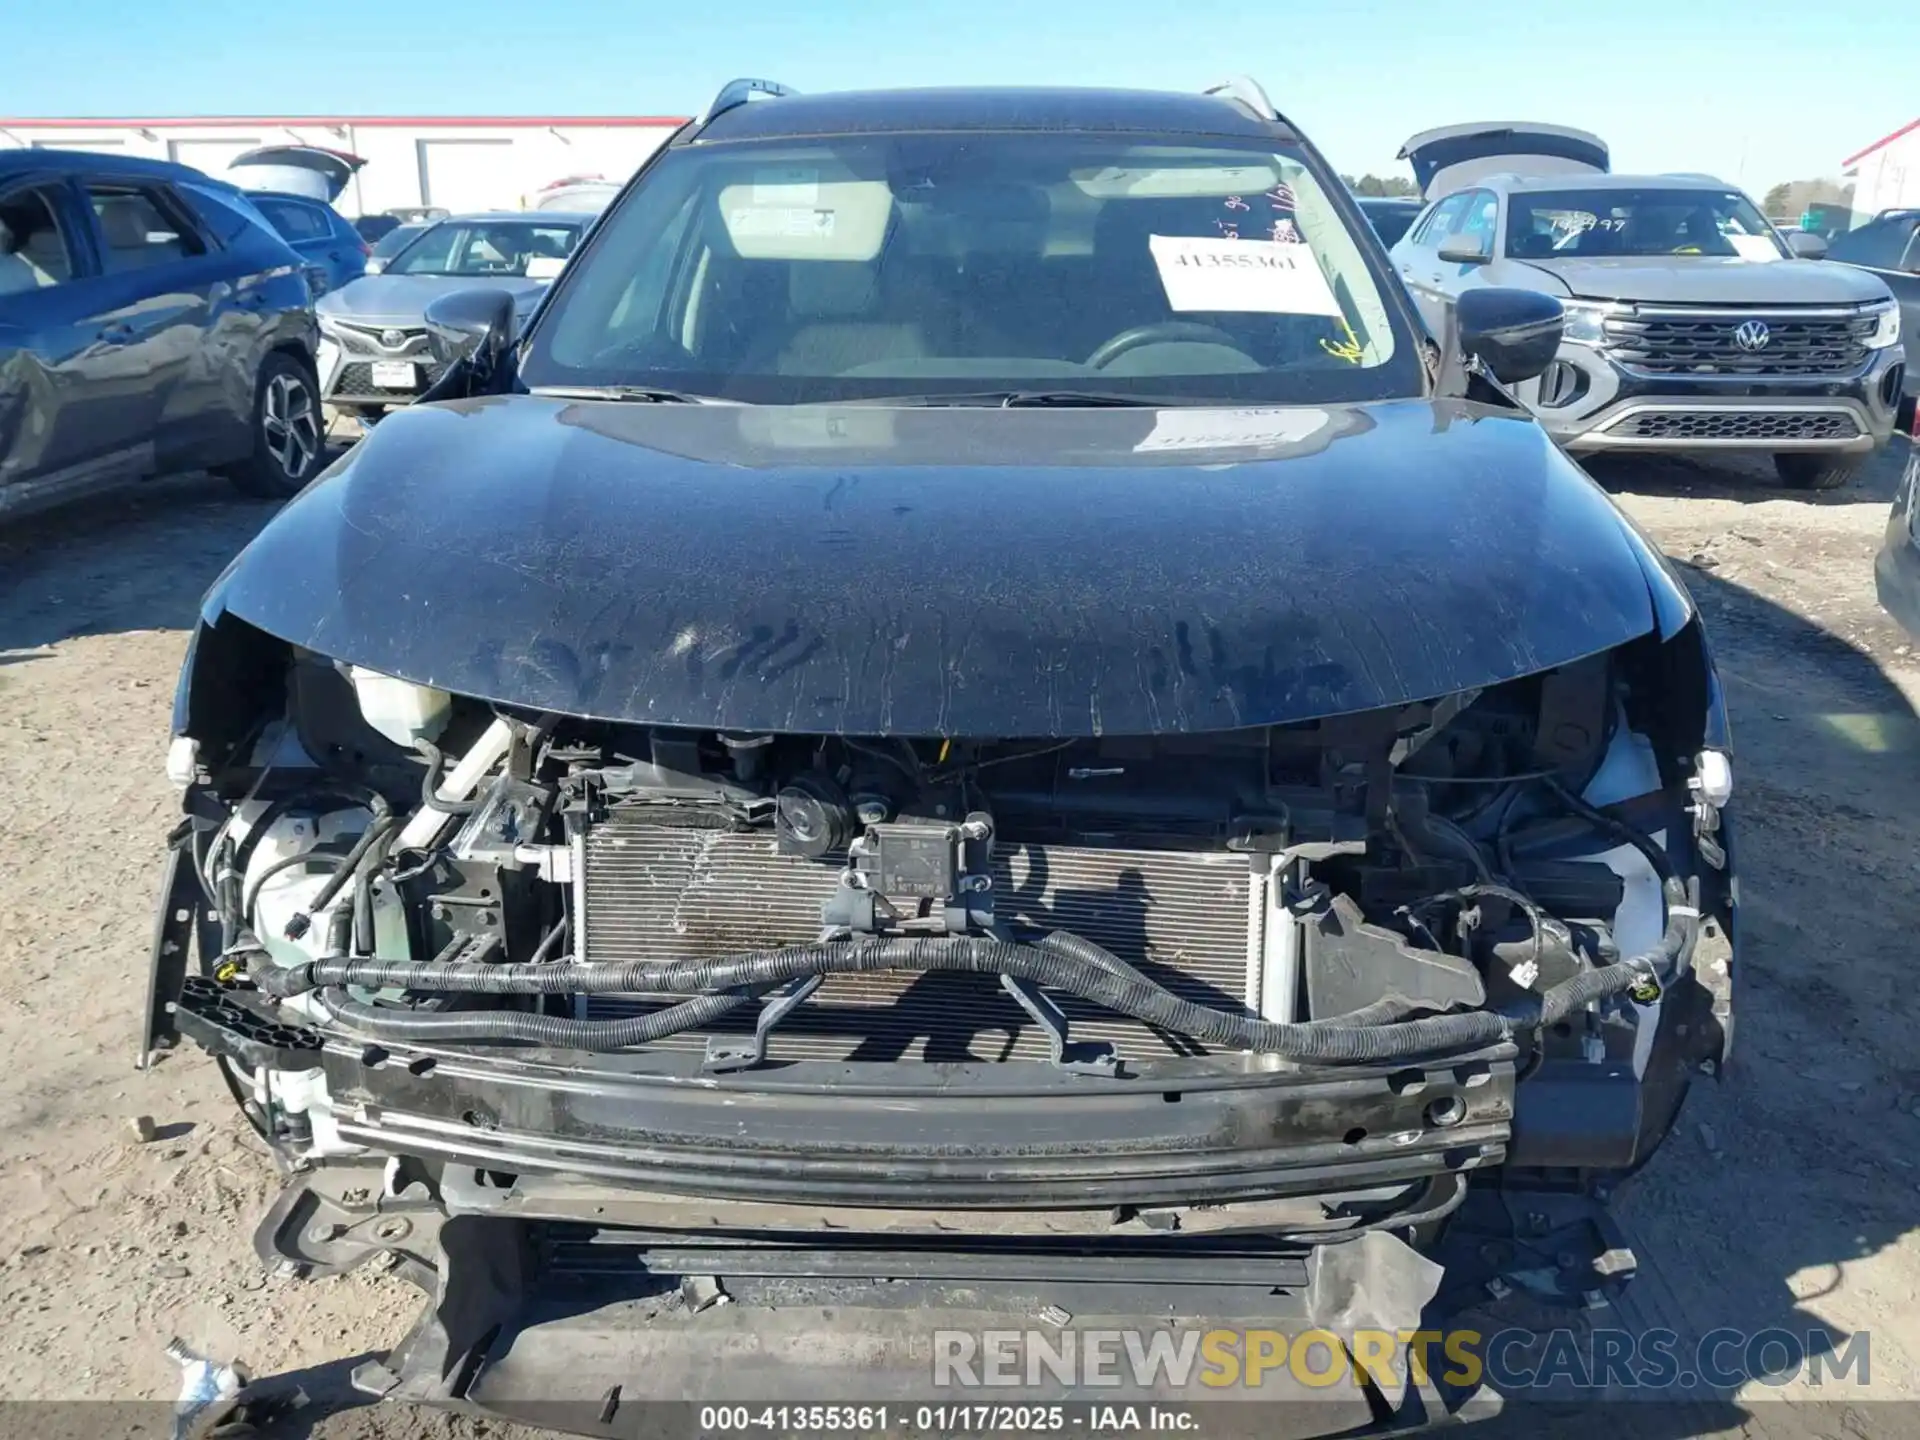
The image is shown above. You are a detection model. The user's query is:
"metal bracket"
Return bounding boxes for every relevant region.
[254,1160,445,1285]
[140,839,200,1068]
[1689,796,1728,871]
[999,975,1119,1076]
[703,974,823,1073]
[1430,1186,1639,1315]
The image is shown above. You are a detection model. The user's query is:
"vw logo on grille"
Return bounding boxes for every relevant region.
[380,328,408,349]
[1733,320,1772,353]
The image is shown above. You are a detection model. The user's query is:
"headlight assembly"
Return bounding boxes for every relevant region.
[1558,300,1618,347]
[1865,299,1902,351]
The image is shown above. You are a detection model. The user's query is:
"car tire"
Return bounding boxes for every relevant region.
[1773,452,1864,491]
[221,352,326,499]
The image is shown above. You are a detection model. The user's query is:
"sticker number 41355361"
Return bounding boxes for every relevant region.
[1148,235,1343,317]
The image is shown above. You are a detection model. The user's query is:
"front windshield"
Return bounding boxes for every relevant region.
[521,133,1420,404]
[387,220,581,277]
[371,224,424,261]
[1506,188,1786,261]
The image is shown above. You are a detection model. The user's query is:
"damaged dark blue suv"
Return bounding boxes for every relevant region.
[147,79,1736,1433]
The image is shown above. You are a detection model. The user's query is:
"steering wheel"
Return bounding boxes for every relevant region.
[1086,321,1244,369]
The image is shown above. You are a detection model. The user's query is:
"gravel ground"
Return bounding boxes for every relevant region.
[1,434,1918,1438]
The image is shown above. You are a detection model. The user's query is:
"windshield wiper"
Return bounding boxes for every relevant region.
[854,389,1175,409]
[528,385,710,404]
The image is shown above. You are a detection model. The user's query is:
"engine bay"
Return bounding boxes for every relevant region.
[156,625,1721,1130]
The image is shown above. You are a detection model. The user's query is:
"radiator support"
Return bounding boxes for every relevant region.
[575,811,1264,1063]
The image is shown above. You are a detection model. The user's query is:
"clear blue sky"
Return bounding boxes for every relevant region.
[0,0,1903,190]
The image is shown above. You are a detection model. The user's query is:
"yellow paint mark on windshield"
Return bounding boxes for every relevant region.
[1319,314,1365,365]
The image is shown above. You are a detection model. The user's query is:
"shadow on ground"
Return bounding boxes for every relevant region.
[1582,448,1904,508]
[0,430,353,665]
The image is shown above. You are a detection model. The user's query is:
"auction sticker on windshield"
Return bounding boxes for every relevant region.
[1149,235,1342,317]
[1728,234,1781,263]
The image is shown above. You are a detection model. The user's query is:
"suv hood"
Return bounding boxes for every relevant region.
[317,273,549,326]
[1519,254,1894,305]
[200,397,1677,737]
[1400,122,1609,200]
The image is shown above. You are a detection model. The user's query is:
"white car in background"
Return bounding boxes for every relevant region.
[530,175,620,213]
[1388,123,1903,489]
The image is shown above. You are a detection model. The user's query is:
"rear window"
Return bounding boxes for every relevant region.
[253,196,332,242]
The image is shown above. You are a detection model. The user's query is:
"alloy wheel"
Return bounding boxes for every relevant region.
[262,373,320,479]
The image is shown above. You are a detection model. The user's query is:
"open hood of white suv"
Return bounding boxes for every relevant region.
[1400,122,1609,199]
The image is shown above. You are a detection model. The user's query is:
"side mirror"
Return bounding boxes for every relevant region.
[1456,287,1565,385]
[424,288,518,381]
[363,256,387,275]
[1786,231,1829,260]
[1437,235,1492,266]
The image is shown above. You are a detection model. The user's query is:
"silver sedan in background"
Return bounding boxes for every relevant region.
[315,212,593,424]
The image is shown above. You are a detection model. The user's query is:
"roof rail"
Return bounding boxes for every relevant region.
[1202,76,1277,122]
[697,78,799,128]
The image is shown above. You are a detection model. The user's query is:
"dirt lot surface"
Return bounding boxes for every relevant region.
[3,435,1919,1438]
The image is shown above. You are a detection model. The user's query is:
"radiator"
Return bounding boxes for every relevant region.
[577,811,1259,1062]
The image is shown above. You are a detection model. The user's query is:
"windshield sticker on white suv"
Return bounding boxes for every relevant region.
[1148,235,1342,316]
[1728,234,1781,263]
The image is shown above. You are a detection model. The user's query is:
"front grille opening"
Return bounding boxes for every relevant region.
[332,361,446,398]
[1610,409,1861,442]
[332,322,428,350]
[1882,364,1906,409]
[1605,313,1875,377]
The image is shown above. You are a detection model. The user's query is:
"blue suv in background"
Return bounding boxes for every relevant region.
[0,149,323,518]
[246,191,369,298]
